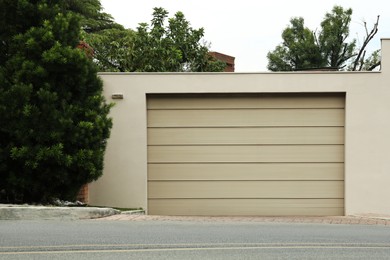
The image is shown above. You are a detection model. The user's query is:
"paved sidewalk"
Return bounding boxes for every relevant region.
[97,214,390,226]
[2,203,390,225]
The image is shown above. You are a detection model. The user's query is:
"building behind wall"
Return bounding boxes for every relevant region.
[209,52,235,72]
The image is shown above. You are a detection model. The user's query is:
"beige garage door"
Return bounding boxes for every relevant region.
[147,93,345,216]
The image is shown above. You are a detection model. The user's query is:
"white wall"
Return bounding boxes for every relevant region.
[89,39,390,216]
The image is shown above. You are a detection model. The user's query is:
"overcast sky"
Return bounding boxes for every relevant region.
[100,0,390,72]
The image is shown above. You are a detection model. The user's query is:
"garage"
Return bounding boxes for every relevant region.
[147,93,345,216]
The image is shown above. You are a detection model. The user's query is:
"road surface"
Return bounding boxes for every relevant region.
[1,219,390,259]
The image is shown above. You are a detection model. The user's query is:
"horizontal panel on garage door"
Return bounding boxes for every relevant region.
[148,181,344,199]
[148,145,344,163]
[148,93,345,109]
[148,109,344,127]
[148,163,344,181]
[148,127,344,145]
[148,199,344,216]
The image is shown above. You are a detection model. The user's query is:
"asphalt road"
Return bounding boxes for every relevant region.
[1,220,390,259]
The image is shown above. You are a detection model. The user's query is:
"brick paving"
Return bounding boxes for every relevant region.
[96,214,390,226]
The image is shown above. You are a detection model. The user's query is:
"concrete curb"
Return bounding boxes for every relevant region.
[350,214,390,221]
[121,210,145,215]
[0,205,120,220]
[97,214,390,225]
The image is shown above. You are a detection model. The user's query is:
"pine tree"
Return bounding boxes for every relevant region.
[0,0,112,203]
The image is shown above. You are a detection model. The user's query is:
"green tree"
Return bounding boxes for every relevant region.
[267,17,324,71]
[267,6,380,71]
[65,0,123,33]
[318,6,356,69]
[65,0,134,72]
[84,28,136,72]
[85,7,226,72]
[0,0,112,203]
[132,7,225,72]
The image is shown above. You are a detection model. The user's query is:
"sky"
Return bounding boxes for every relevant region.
[100,0,390,72]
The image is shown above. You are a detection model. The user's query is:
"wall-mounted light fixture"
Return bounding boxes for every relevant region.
[112,93,124,100]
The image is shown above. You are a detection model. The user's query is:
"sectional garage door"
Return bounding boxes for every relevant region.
[147,93,345,216]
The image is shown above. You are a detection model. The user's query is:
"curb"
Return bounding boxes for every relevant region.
[121,210,145,215]
[96,214,390,225]
[0,205,120,220]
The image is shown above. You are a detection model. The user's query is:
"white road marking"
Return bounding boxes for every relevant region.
[1,243,390,255]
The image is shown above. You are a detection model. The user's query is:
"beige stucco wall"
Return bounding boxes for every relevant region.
[89,39,390,216]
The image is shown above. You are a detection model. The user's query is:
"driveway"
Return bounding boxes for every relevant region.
[99,214,390,225]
